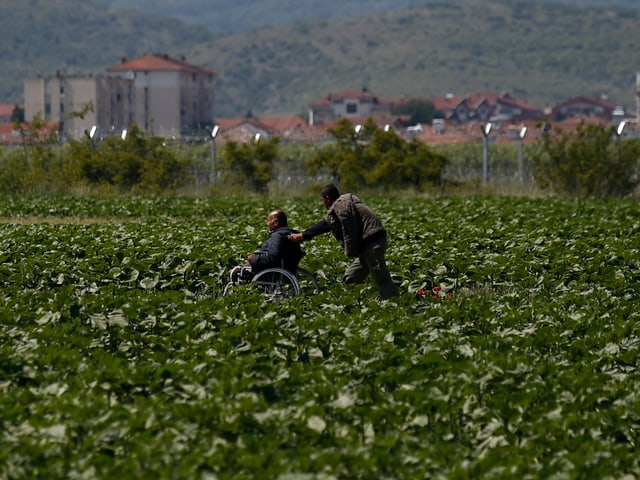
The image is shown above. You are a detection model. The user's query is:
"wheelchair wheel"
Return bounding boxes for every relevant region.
[222,282,235,296]
[253,268,301,298]
[296,268,320,294]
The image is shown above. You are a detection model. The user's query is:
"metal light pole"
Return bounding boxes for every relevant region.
[209,125,219,185]
[614,120,627,162]
[617,120,627,137]
[85,125,98,148]
[518,126,527,183]
[353,124,362,151]
[481,122,492,185]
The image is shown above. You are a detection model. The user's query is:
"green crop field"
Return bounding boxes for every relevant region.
[1,195,640,479]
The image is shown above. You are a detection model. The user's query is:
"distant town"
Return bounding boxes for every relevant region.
[1,53,638,147]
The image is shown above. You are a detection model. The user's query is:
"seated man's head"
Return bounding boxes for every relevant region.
[267,210,288,232]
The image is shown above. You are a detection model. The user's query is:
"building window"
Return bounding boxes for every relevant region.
[346,103,357,114]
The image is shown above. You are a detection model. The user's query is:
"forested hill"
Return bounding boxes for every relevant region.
[95,0,640,34]
[0,0,211,104]
[191,1,640,116]
[1,0,639,119]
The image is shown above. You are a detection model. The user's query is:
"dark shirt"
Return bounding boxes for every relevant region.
[249,226,304,274]
[301,194,386,257]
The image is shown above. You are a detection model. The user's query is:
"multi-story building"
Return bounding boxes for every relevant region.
[308,89,393,126]
[24,74,134,140]
[24,53,214,140]
[107,54,214,137]
[637,72,640,122]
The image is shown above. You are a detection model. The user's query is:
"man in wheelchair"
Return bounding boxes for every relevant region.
[229,210,305,286]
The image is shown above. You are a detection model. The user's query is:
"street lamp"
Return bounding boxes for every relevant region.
[353,124,363,152]
[121,128,128,140]
[615,120,627,156]
[209,125,219,185]
[481,122,492,185]
[518,126,527,183]
[85,125,98,147]
[87,125,98,140]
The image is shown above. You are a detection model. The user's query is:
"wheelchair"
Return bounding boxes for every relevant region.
[223,265,320,298]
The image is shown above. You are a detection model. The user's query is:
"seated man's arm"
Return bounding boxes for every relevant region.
[249,233,286,271]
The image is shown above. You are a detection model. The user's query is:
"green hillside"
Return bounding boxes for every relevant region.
[97,0,440,34]
[0,0,212,104]
[95,0,640,34]
[1,0,638,119]
[192,1,640,117]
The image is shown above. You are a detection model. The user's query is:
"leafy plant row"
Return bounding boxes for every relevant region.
[1,195,639,478]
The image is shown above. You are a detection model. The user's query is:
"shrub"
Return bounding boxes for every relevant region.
[531,122,640,197]
[219,136,279,193]
[305,118,447,192]
[63,124,191,194]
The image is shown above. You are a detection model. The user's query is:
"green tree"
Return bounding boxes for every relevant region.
[4,114,63,194]
[11,104,24,123]
[392,98,443,124]
[305,118,447,191]
[531,122,640,197]
[63,124,190,193]
[304,118,373,189]
[220,136,280,193]
[364,129,447,190]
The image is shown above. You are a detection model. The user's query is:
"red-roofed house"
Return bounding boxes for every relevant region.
[308,89,393,126]
[107,54,214,137]
[427,92,544,124]
[430,95,470,123]
[258,115,330,144]
[0,104,21,123]
[550,96,618,121]
[0,123,20,145]
[213,115,331,145]
[213,117,273,144]
[463,92,544,123]
[494,96,545,123]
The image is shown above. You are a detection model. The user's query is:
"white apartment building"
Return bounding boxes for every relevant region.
[24,54,214,140]
[107,54,214,137]
[308,89,393,126]
[24,74,134,140]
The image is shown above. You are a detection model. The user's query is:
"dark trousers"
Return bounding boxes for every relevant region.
[344,237,399,299]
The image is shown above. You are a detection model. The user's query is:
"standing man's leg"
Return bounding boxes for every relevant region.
[344,256,370,284]
[362,238,399,299]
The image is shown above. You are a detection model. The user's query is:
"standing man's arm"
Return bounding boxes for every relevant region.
[289,219,330,242]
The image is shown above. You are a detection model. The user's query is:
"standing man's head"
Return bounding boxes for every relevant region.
[266,210,288,232]
[320,184,340,209]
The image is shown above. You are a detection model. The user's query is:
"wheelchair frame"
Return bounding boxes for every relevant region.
[223,267,319,298]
